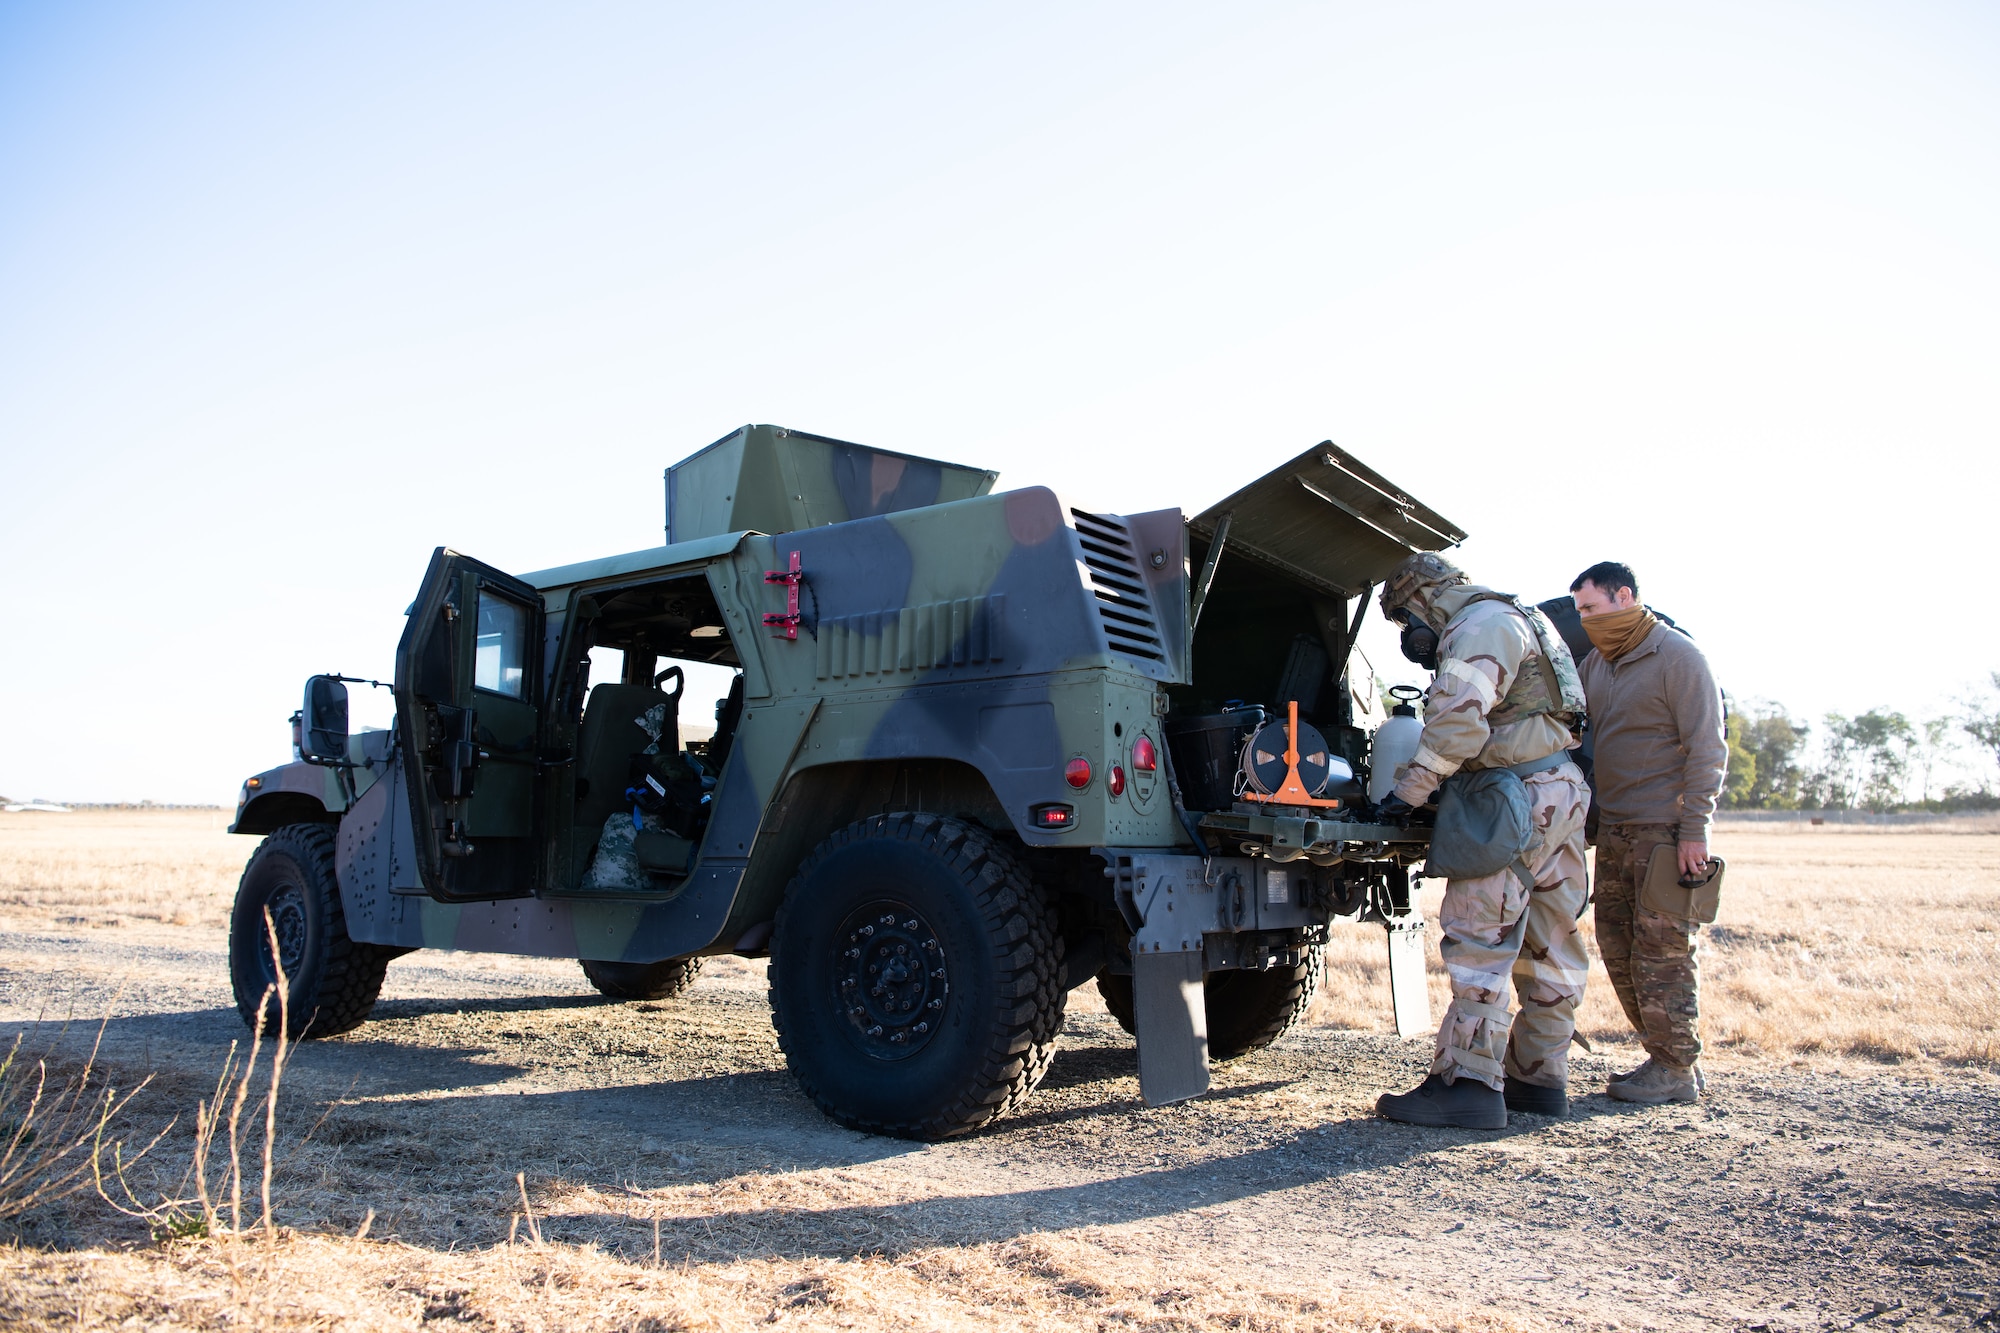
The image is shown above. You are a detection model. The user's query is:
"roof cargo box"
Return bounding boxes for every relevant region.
[665,424,998,545]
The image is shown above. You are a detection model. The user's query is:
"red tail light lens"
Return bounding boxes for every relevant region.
[1031,803,1075,829]
[1065,757,1091,789]
[1132,735,1157,772]
[1109,765,1127,796]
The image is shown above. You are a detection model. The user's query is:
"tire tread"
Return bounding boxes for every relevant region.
[1095,944,1324,1062]
[580,956,704,1001]
[769,813,1064,1140]
[233,824,391,1039]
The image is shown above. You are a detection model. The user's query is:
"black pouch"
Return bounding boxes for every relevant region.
[1425,768,1534,881]
[633,829,694,875]
[626,753,708,839]
[1640,848,1725,924]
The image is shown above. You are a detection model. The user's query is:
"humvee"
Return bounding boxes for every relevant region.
[229,425,1460,1139]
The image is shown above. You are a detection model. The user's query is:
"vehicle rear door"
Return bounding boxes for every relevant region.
[1189,442,1465,598]
[395,547,546,902]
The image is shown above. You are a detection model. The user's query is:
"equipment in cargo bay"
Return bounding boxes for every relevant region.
[228,424,1465,1139]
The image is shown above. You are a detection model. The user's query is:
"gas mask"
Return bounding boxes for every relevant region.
[1386,595,1442,672]
[1399,618,1439,671]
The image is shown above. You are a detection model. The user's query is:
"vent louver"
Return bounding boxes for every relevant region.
[1071,508,1166,664]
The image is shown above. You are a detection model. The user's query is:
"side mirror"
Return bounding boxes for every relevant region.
[301,676,350,764]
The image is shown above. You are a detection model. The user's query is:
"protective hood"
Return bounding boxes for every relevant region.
[1424,580,1490,633]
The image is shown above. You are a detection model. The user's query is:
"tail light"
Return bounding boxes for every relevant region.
[1031,803,1075,829]
[1132,735,1157,772]
[1108,765,1126,797]
[1064,757,1091,789]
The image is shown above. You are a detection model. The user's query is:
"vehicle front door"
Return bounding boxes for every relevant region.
[395,548,545,902]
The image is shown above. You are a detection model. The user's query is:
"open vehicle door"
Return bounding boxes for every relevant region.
[395,548,546,902]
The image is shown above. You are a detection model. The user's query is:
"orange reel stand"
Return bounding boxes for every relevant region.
[1238,700,1344,811]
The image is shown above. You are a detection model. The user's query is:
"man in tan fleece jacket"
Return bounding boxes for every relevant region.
[1571,560,1728,1105]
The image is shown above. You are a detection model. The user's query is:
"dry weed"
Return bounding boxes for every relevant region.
[94,916,304,1244]
[0,1022,161,1222]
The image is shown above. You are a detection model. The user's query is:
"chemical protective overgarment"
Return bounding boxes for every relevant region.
[1394,583,1591,1093]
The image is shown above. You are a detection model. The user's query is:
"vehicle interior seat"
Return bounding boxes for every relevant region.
[706,672,746,775]
[573,669,683,858]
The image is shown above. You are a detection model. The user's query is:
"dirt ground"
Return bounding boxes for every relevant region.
[1,811,1996,1331]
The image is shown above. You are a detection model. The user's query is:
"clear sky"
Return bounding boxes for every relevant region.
[3,2,1996,803]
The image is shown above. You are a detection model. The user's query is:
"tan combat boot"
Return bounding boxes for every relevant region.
[1608,1058,1705,1094]
[1608,1060,1700,1104]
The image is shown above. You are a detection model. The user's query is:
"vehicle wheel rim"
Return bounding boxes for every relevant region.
[833,900,948,1061]
[260,883,309,985]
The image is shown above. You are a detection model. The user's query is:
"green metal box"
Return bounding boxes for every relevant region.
[665,424,998,544]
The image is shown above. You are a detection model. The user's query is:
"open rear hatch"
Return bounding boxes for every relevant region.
[1190,441,1466,597]
[1171,436,1465,834]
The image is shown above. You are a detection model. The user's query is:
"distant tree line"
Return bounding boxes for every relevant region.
[1720,671,2000,813]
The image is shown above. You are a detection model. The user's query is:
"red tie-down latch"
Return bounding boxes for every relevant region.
[763,551,804,640]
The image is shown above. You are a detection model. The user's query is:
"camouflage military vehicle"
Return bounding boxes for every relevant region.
[229,425,1461,1139]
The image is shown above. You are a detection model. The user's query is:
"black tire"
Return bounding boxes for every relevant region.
[1096,972,1133,1032]
[769,813,1065,1141]
[229,823,392,1039]
[579,956,704,1000]
[1096,945,1324,1062]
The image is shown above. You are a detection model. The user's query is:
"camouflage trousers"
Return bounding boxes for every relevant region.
[1430,765,1591,1092]
[1593,822,1702,1068]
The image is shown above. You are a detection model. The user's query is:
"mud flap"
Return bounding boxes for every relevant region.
[1132,949,1210,1107]
[1385,913,1431,1038]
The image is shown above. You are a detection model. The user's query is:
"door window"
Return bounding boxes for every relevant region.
[475,591,531,698]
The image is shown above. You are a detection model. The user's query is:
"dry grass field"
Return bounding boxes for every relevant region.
[1,809,1996,1331]
[1315,813,2000,1069]
[0,809,239,934]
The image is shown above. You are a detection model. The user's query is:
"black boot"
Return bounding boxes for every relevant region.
[1504,1076,1569,1117]
[1376,1074,1507,1129]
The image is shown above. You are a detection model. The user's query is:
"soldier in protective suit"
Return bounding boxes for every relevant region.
[1374,553,1592,1129]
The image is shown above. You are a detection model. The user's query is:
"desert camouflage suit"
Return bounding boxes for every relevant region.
[1392,581,1591,1093]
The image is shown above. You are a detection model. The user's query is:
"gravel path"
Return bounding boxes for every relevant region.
[4,922,1997,1331]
